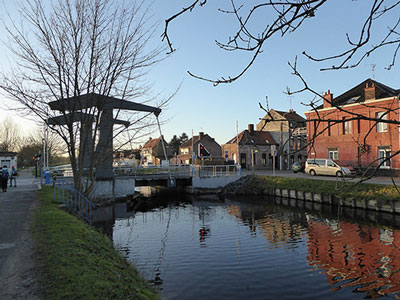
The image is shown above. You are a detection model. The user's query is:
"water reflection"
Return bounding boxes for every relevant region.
[109,195,400,299]
[307,217,400,298]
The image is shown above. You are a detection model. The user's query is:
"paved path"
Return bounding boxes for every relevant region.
[0,169,40,299]
[242,169,400,185]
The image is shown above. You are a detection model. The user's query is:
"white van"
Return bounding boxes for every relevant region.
[305,159,351,177]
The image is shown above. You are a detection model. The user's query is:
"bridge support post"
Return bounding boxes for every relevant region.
[88,177,135,200]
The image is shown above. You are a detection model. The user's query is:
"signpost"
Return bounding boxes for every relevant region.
[271,145,276,176]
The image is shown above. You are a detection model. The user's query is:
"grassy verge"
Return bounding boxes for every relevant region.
[32,186,160,300]
[225,175,400,200]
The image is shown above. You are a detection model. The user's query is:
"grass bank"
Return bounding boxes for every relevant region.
[224,175,400,200]
[32,186,159,300]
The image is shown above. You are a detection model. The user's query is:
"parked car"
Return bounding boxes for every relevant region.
[305,158,351,177]
[292,161,305,173]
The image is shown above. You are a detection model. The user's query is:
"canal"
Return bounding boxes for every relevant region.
[109,195,400,299]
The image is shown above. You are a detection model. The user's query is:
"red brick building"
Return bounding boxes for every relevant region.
[305,79,400,174]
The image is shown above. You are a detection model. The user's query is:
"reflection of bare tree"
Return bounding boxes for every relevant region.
[307,220,400,297]
[151,207,172,287]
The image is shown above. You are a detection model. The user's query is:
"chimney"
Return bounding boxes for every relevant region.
[364,82,375,101]
[323,90,333,108]
[248,124,254,134]
[199,132,204,139]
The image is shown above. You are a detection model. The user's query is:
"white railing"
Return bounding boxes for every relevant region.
[192,165,241,178]
[46,164,241,180]
[45,164,74,179]
[114,164,192,178]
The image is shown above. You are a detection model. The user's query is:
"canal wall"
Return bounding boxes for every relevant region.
[265,187,400,214]
[186,175,241,194]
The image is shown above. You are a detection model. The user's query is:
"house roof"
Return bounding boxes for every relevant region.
[143,137,161,149]
[180,133,219,148]
[142,137,173,158]
[273,110,306,123]
[225,130,277,145]
[318,78,399,109]
[0,152,17,156]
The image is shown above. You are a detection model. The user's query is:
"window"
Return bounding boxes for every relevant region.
[343,117,351,134]
[376,112,388,132]
[327,160,336,167]
[328,121,331,136]
[378,147,391,168]
[181,148,189,155]
[357,118,361,134]
[262,153,267,165]
[328,148,338,160]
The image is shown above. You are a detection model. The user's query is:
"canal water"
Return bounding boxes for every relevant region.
[110,195,400,299]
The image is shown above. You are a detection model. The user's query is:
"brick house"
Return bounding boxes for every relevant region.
[177,132,221,164]
[141,136,173,165]
[304,79,400,174]
[222,124,278,170]
[256,109,307,170]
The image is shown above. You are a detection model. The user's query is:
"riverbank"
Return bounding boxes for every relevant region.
[32,186,159,300]
[223,175,400,200]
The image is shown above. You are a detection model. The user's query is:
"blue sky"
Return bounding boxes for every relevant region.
[1,1,399,146]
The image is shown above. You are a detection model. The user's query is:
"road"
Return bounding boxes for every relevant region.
[242,169,400,186]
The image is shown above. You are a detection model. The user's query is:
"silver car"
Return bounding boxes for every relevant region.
[305,158,351,177]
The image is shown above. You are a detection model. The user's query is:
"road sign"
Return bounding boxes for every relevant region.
[224,150,229,159]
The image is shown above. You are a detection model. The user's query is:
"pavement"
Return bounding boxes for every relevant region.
[0,168,40,300]
[241,169,400,185]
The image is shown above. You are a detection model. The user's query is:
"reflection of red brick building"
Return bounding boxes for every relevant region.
[305,79,400,174]
[307,219,400,297]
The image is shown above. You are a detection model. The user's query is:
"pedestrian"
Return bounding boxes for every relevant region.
[1,165,9,192]
[9,165,17,187]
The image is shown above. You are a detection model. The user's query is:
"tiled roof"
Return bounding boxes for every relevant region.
[180,135,201,148]
[226,130,277,145]
[274,110,306,122]
[318,78,399,109]
[142,137,173,158]
[180,133,219,148]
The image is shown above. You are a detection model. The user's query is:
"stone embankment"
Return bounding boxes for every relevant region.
[222,175,400,214]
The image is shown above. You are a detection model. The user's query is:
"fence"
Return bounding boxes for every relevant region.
[114,164,192,178]
[53,180,95,224]
[192,165,241,178]
[47,163,241,180]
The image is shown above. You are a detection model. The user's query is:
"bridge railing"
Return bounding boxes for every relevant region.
[53,180,95,224]
[45,164,74,181]
[46,163,241,179]
[114,164,192,178]
[191,165,241,178]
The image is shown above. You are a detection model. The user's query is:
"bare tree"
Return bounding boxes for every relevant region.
[0,0,172,193]
[163,0,400,85]
[0,116,21,152]
[164,1,400,187]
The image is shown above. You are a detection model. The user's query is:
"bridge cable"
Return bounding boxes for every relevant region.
[156,116,173,183]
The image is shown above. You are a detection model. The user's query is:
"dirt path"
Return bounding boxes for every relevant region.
[0,169,40,299]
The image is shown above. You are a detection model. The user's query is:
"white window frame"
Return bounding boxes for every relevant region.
[343,118,351,134]
[180,148,189,155]
[328,149,338,160]
[376,112,388,133]
[378,147,391,168]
